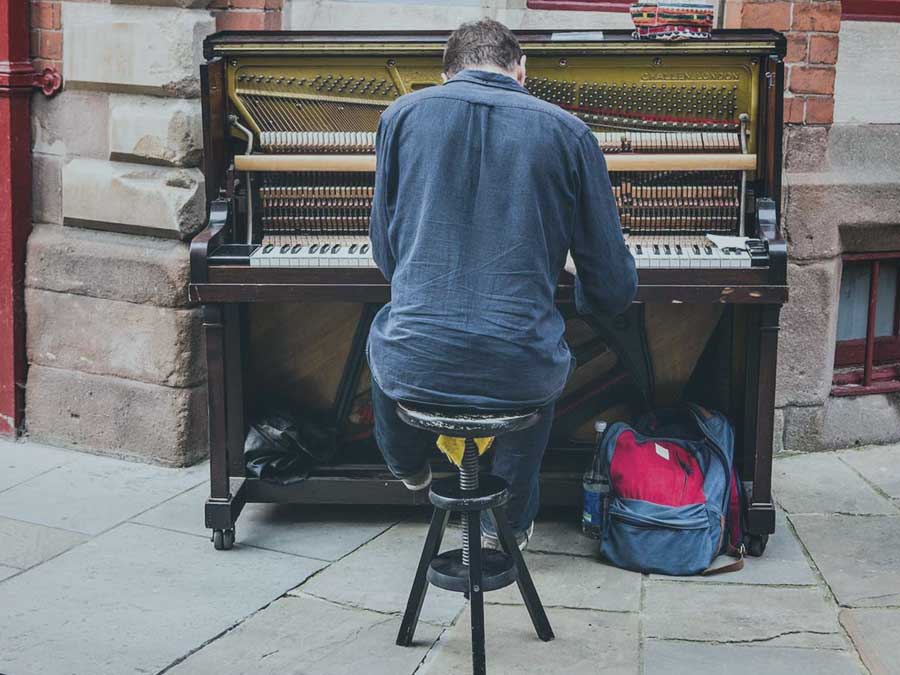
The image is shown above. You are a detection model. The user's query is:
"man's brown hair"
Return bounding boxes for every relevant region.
[443,19,524,78]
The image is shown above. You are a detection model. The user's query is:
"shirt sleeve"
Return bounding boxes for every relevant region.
[570,129,638,316]
[370,114,397,281]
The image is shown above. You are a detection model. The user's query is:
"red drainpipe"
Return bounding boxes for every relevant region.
[0,0,61,435]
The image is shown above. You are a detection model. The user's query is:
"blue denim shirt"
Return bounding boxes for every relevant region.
[367,69,637,410]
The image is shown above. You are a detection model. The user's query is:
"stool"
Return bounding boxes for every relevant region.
[394,402,554,675]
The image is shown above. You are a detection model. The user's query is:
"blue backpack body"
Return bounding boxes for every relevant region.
[598,404,745,576]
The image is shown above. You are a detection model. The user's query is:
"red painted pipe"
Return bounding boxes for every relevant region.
[0,0,37,434]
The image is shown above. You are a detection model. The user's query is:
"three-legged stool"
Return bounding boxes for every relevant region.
[394,402,554,675]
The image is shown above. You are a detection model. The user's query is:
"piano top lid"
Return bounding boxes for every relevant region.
[204,29,786,60]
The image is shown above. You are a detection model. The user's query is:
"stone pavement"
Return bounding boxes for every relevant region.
[1,439,898,674]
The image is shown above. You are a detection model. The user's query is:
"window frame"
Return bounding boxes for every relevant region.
[842,0,900,22]
[832,251,900,397]
[526,0,632,13]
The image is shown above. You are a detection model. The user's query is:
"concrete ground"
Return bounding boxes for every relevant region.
[1,440,898,675]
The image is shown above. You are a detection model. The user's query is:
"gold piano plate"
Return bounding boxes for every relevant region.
[225,52,760,156]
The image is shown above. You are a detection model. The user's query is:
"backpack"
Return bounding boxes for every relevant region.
[597,403,746,576]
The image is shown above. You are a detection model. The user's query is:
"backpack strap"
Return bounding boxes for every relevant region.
[701,543,745,576]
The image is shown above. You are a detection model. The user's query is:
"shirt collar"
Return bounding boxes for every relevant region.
[444,69,529,95]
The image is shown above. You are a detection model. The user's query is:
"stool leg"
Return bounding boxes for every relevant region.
[490,506,555,642]
[397,508,450,646]
[467,504,487,675]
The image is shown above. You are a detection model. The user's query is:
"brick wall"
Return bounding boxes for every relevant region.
[739,0,842,125]
[30,0,62,74]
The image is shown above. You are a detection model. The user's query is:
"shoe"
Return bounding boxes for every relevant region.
[399,464,432,491]
[482,522,534,552]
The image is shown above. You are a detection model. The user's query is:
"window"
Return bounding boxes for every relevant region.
[842,0,900,21]
[832,252,900,396]
[526,0,631,13]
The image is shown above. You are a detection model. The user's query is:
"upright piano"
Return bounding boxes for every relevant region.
[190,29,787,553]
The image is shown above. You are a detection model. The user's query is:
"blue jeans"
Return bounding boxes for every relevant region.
[371,377,555,536]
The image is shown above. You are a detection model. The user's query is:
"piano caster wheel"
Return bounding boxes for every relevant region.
[746,534,768,557]
[212,528,235,551]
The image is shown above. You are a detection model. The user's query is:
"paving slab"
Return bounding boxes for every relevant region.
[0,452,207,534]
[0,523,324,675]
[488,551,641,612]
[134,483,404,561]
[644,640,863,675]
[650,510,816,585]
[840,608,900,675]
[773,453,897,515]
[295,522,467,626]
[169,593,440,675]
[528,513,601,557]
[644,581,846,648]
[0,565,18,581]
[419,604,639,675]
[839,445,900,500]
[791,514,900,608]
[0,439,78,492]
[0,516,89,569]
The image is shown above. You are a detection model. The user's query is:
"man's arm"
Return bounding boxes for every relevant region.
[569,130,638,316]
[370,115,397,280]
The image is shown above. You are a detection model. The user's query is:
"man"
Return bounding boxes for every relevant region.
[367,19,637,549]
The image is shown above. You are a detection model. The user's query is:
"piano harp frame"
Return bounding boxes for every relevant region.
[191,30,787,556]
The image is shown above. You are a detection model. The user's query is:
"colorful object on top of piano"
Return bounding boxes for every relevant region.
[630,2,716,41]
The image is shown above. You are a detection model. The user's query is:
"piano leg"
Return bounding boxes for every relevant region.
[204,303,244,550]
[745,303,781,556]
[224,304,246,478]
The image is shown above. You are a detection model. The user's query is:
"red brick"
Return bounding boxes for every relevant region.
[262,10,281,29]
[790,66,835,95]
[30,29,40,56]
[31,2,61,30]
[38,29,62,60]
[208,0,229,9]
[264,0,282,10]
[792,2,841,31]
[215,10,265,30]
[741,1,792,30]
[785,33,807,63]
[809,34,839,64]
[784,96,805,124]
[215,10,281,31]
[230,0,265,9]
[805,97,834,124]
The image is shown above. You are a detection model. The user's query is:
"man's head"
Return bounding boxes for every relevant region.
[442,19,526,84]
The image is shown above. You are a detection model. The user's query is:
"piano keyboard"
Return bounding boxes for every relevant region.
[249,235,760,270]
[250,236,376,268]
[625,236,752,269]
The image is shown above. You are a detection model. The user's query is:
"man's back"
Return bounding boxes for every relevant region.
[368,69,637,410]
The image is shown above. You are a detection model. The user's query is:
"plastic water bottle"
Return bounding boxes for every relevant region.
[582,421,610,539]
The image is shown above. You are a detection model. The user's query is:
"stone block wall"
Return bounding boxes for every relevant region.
[24,0,282,465]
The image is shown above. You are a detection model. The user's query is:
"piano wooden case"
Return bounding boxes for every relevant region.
[191,29,787,554]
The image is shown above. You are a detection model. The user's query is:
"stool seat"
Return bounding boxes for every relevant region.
[396,402,541,437]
